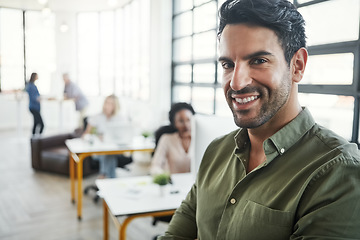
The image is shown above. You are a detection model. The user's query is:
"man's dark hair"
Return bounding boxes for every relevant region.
[218,0,306,65]
[168,102,195,127]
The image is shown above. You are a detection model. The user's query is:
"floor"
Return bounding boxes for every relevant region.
[0,129,168,240]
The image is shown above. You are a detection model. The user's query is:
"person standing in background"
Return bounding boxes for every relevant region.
[63,73,89,129]
[26,72,44,137]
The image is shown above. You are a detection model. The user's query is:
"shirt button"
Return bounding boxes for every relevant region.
[280,148,285,154]
[230,198,236,204]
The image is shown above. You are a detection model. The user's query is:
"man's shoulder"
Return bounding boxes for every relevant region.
[305,123,360,166]
[313,124,358,153]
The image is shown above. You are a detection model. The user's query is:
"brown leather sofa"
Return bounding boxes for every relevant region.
[30,130,98,176]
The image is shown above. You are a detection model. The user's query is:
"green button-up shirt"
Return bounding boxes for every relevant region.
[159,108,360,240]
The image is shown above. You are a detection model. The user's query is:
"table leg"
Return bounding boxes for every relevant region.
[69,153,75,204]
[77,156,84,220]
[103,200,109,240]
[120,217,132,240]
[119,211,175,240]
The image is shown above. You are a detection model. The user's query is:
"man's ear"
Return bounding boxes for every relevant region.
[291,47,308,83]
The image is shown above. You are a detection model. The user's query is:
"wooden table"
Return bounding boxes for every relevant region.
[65,137,155,220]
[96,173,194,240]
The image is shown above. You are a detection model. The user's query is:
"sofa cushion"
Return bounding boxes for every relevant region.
[41,147,69,175]
[42,147,69,157]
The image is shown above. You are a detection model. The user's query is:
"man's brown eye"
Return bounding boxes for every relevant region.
[222,62,233,69]
[252,58,267,65]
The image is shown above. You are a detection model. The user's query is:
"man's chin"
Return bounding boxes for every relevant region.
[232,113,263,129]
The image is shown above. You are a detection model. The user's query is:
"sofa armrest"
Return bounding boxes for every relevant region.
[38,133,74,149]
[30,138,42,170]
[30,132,73,170]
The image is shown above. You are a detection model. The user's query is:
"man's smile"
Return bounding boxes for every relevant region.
[233,95,259,104]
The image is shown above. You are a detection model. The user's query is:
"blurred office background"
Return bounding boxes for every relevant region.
[0,0,358,143]
[0,0,359,239]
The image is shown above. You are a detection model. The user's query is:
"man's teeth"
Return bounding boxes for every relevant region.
[235,96,258,104]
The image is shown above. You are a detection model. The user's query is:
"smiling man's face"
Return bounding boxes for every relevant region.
[218,24,293,129]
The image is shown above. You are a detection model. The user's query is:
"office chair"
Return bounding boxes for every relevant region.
[84,155,133,203]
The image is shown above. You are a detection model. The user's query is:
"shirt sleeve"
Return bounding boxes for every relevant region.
[150,135,170,175]
[158,183,198,240]
[64,83,79,98]
[87,114,98,128]
[291,157,360,239]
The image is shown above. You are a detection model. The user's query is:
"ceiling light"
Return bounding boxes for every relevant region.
[42,7,51,16]
[38,0,48,5]
[108,0,118,7]
[60,23,69,33]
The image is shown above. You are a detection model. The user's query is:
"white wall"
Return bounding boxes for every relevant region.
[0,0,173,135]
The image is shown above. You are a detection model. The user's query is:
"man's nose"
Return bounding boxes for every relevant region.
[230,64,252,91]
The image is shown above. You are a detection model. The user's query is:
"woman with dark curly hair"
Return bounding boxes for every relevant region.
[150,102,195,175]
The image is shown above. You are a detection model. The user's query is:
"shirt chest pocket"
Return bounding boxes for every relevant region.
[229,200,293,240]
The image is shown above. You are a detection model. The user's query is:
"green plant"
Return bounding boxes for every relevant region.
[90,127,97,135]
[142,131,152,138]
[153,173,171,186]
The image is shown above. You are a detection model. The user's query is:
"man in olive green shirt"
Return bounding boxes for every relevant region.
[159,0,360,239]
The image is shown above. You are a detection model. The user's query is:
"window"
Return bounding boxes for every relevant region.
[0,8,56,95]
[299,93,354,141]
[171,0,220,115]
[77,0,150,99]
[296,0,360,143]
[171,0,360,143]
[25,10,56,94]
[100,11,115,96]
[0,8,24,91]
[77,12,100,96]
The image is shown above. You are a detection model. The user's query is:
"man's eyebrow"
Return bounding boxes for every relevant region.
[218,56,232,62]
[218,51,274,62]
[244,51,273,60]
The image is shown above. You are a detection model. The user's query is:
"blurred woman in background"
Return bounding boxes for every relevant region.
[83,94,131,178]
[26,72,44,137]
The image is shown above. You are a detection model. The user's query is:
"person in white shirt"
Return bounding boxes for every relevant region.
[83,94,130,178]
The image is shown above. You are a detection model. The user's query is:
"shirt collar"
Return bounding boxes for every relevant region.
[234,107,315,159]
[265,107,315,157]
